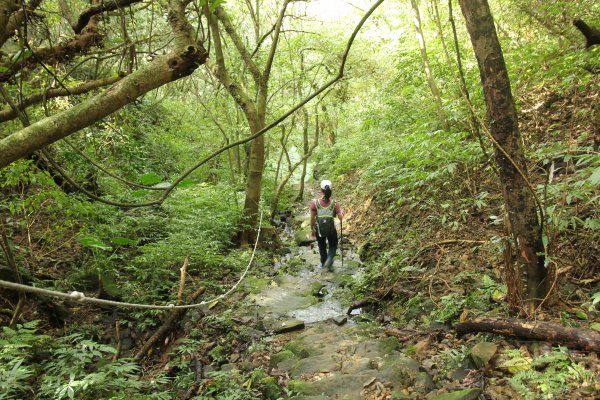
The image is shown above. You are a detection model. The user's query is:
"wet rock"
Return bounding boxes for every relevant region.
[310,372,379,399]
[285,339,312,359]
[291,354,341,377]
[276,357,300,372]
[333,273,353,288]
[470,342,498,368]
[377,353,420,389]
[273,319,305,334]
[414,371,434,393]
[341,357,373,373]
[333,315,347,326]
[429,388,482,400]
[230,353,241,363]
[295,227,315,246]
[311,282,325,296]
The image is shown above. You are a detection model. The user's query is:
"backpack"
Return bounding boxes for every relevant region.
[315,199,336,237]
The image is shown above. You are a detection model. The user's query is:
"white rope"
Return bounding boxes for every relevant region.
[0,212,263,310]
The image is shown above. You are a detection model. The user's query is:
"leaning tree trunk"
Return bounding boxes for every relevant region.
[459,0,548,315]
[410,0,448,130]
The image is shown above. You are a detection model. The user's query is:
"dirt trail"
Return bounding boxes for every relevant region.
[242,213,430,400]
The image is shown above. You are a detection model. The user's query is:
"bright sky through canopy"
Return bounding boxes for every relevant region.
[301,0,372,22]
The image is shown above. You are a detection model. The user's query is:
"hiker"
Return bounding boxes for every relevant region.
[310,180,344,271]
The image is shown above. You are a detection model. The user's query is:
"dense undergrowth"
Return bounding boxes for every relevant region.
[1,1,599,399]
[314,30,600,399]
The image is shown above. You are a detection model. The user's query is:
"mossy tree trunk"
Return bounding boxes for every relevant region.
[208,1,290,246]
[459,0,549,315]
[0,0,207,169]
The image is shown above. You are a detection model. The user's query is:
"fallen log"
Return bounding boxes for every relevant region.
[385,327,431,343]
[456,317,600,353]
[134,286,206,360]
[347,286,413,315]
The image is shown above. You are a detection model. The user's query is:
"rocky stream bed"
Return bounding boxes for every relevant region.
[232,215,483,400]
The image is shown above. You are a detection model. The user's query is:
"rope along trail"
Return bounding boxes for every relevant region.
[0,213,263,310]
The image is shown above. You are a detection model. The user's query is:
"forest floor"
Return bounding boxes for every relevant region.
[227,199,600,400]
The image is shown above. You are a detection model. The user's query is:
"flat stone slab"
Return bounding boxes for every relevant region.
[273,319,305,334]
[332,315,347,326]
[291,354,341,378]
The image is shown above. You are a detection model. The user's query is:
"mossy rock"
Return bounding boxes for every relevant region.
[287,380,320,396]
[287,257,305,271]
[244,276,269,293]
[378,336,401,354]
[295,227,316,246]
[332,273,353,288]
[310,282,325,296]
[285,339,312,359]
[259,376,282,400]
[270,350,297,368]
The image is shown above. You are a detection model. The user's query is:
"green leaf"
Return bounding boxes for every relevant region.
[209,0,225,12]
[140,172,162,186]
[574,309,588,320]
[178,180,194,188]
[589,167,600,185]
[111,237,137,246]
[591,322,600,332]
[79,237,113,251]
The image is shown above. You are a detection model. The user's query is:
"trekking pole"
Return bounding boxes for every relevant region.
[340,220,344,269]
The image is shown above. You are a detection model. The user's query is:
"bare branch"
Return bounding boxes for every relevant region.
[214,6,261,83]
[73,0,143,34]
[206,3,258,117]
[57,0,76,29]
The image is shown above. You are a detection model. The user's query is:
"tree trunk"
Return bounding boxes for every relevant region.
[0,0,20,48]
[240,120,265,245]
[296,109,311,201]
[459,0,548,315]
[410,0,448,130]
